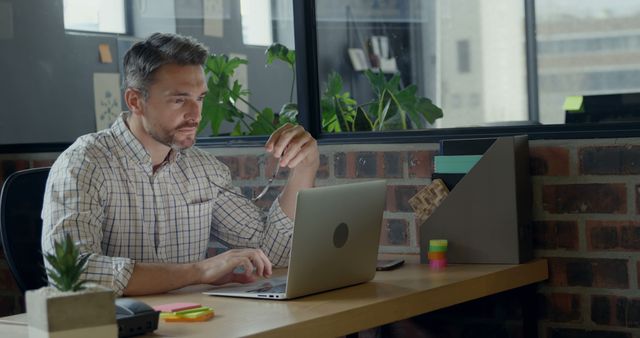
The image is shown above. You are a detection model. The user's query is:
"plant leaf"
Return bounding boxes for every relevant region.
[266,43,295,68]
[279,103,298,121]
[353,106,373,131]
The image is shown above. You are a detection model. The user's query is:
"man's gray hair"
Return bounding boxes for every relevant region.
[123,33,209,99]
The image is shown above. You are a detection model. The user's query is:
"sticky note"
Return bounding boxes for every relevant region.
[164,310,214,322]
[563,96,584,113]
[153,302,201,313]
[99,43,113,63]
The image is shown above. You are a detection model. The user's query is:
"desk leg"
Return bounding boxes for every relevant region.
[521,284,538,338]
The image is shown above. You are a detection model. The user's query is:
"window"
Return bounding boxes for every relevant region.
[240,0,273,46]
[312,0,528,133]
[535,0,640,124]
[63,0,126,34]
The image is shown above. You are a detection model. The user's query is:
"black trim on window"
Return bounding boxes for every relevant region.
[524,0,539,122]
[292,0,320,136]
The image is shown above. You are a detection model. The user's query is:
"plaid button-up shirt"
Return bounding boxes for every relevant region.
[41,113,293,295]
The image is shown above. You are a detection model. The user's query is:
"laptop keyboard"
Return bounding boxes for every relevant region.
[247,282,287,294]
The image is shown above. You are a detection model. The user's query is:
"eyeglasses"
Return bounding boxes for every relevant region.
[251,164,280,201]
[211,162,281,202]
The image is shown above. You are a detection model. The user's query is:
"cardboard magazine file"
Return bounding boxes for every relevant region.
[420,136,532,264]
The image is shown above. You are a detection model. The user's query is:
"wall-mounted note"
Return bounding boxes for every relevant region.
[93,73,122,131]
[203,0,224,37]
[99,44,113,63]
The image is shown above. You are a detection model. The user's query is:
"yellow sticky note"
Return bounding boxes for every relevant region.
[563,96,583,113]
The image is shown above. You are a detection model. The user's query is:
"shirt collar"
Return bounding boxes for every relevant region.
[112,112,184,170]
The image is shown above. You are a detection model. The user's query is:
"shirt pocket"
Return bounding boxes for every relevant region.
[182,200,215,260]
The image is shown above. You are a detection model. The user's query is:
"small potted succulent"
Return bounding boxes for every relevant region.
[26,233,117,338]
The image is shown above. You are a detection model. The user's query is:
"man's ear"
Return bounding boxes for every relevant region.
[124,88,144,116]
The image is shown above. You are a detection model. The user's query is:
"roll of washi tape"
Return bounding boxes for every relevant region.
[429,259,447,269]
[427,251,446,260]
[429,239,448,247]
[428,245,448,252]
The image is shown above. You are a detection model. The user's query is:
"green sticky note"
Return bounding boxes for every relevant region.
[563,96,584,113]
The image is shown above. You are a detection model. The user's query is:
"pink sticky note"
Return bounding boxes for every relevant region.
[153,302,201,313]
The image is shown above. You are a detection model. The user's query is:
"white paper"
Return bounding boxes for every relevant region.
[203,0,224,37]
[93,73,122,131]
[348,48,368,71]
[229,53,249,114]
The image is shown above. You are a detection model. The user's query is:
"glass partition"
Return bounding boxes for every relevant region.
[309,0,640,137]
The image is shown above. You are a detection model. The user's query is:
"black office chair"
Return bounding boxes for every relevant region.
[0,167,50,293]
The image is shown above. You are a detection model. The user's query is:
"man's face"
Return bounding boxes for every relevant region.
[138,63,207,150]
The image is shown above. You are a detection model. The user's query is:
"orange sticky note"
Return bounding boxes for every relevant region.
[99,43,113,63]
[163,311,214,322]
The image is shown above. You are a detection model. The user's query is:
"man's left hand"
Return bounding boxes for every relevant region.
[265,124,319,171]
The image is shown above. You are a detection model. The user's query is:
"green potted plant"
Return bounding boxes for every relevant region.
[26,234,117,338]
[198,46,297,137]
[198,43,443,136]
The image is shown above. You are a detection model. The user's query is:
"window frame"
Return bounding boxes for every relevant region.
[6,0,640,154]
[62,0,129,36]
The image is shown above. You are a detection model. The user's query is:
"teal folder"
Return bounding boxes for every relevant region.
[434,155,482,174]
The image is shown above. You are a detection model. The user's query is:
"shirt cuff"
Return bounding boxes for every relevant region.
[111,257,135,296]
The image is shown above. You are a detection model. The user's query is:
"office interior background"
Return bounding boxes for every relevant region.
[1,0,640,337]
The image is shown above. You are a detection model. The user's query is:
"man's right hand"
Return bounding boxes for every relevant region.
[123,248,273,296]
[195,248,273,285]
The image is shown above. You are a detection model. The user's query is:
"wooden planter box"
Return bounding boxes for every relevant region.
[26,285,117,338]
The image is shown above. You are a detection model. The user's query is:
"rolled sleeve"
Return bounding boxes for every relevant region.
[41,152,133,295]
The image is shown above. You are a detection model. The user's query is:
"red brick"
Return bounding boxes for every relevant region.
[530,146,570,176]
[265,156,290,179]
[386,185,424,212]
[636,185,640,214]
[380,219,409,246]
[541,293,581,322]
[548,258,628,288]
[333,152,352,178]
[587,221,640,250]
[381,152,404,178]
[218,156,260,180]
[32,159,56,168]
[591,295,640,328]
[316,154,329,179]
[334,152,402,179]
[408,151,436,178]
[579,146,640,175]
[533,221,579,250]
[637,262,640,288]
[542,184,627,214]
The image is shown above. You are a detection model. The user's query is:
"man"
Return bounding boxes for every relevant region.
[41,33,319,296]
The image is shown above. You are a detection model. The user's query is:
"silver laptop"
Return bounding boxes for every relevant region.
[203,180,387,300]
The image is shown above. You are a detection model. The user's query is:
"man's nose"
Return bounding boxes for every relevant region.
[186,100,202,121]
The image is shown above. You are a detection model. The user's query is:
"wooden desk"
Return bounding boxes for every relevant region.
[0,259,547,338]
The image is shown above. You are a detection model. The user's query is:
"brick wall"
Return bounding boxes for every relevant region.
[1,138,639,338]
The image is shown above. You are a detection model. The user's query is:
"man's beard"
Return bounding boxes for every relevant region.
[146,121,198,150]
